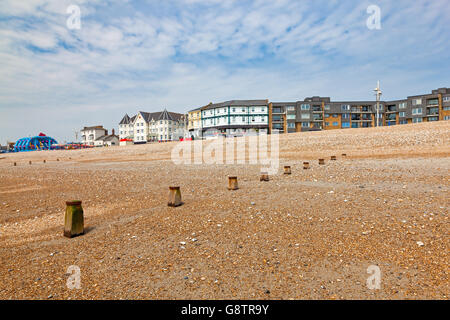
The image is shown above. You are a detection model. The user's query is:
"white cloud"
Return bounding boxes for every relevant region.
[0,0,449,144]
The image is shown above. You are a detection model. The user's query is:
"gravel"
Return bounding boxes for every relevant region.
[0,121,449,300]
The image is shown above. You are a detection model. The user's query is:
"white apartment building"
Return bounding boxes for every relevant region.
[119,109,186,143]
[80,126,108,146]
[200,100,269,136]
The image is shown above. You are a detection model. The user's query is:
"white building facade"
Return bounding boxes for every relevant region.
[81,126,108,146]
[119,109,186,144]
[201,100,269,137]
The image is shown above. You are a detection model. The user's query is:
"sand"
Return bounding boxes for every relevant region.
[0,121,449,299]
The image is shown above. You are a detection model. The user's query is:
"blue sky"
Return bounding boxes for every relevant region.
[0,0,449,144]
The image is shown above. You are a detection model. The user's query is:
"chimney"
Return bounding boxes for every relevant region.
[112,128,115,136]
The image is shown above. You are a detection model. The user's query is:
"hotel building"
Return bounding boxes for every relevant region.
[118,109,186,143]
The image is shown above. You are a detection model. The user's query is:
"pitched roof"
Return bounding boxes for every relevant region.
[95,135,119,141]
[159,109,172,120]
[136,110,184,122]
[119,114,131,125]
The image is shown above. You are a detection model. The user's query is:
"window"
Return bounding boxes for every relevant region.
[273,115,282,121]
[273,123,283,129]
[444,106,450,111]
[287,122,295,128]
[261,108,265,112]
[325,122,330,126]
[273,107,283,113]
[399,102,407,109]
[412,118,423,123]
[324,105,330,111]
[287,114,296,120]
[342,122,350,128]
[301,122,310,127]
[342,114,350,119]
[252,107,255,112]
[287,106,295,111]
[399,112,406,118]
[428,107,439,115]
[232,108,236,112]
[400,120,408,124]
[443,96,450,102]
[427,99,439,105]
[341,105,350,111]
[333,122,339,126]
[332,114,338,118]
[241,117,245,122]
[412,108,422,115]
[301,104,310,110]
[242,108,245,112]
[412,99,422,105]
[444,116,450,120]
[324,114,330,118]
[428,117,438,121]
[301,114,310,120]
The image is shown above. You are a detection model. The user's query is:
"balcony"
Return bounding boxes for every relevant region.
[387,114,397,120]
[312,106,322,113]
[272,108,284,114]
[386,107,397,113]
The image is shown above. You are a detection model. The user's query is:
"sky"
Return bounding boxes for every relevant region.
[0,0,449,144]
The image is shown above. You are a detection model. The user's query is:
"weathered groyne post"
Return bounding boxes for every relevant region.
[228,177,239,190]
[64,201,84,238]
[284,166,291,175]
[168,186,183,207]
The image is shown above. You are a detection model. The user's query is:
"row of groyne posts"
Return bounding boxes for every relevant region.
[11,154,347,238]
[13,158,64,166]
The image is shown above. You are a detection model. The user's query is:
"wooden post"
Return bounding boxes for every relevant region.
[284,166,291,175]
[13,162,16,166]
[57,158,60,161]
[260,172,269,181]
[330,156,337,161]
[319,159,325,165]
[303,162,310,169]
[29,161,32,165]
[43,160,46,163]
[341,154,347,157]
[64,201,84,238]
[228,177,239,190]
[168,186,183,207]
